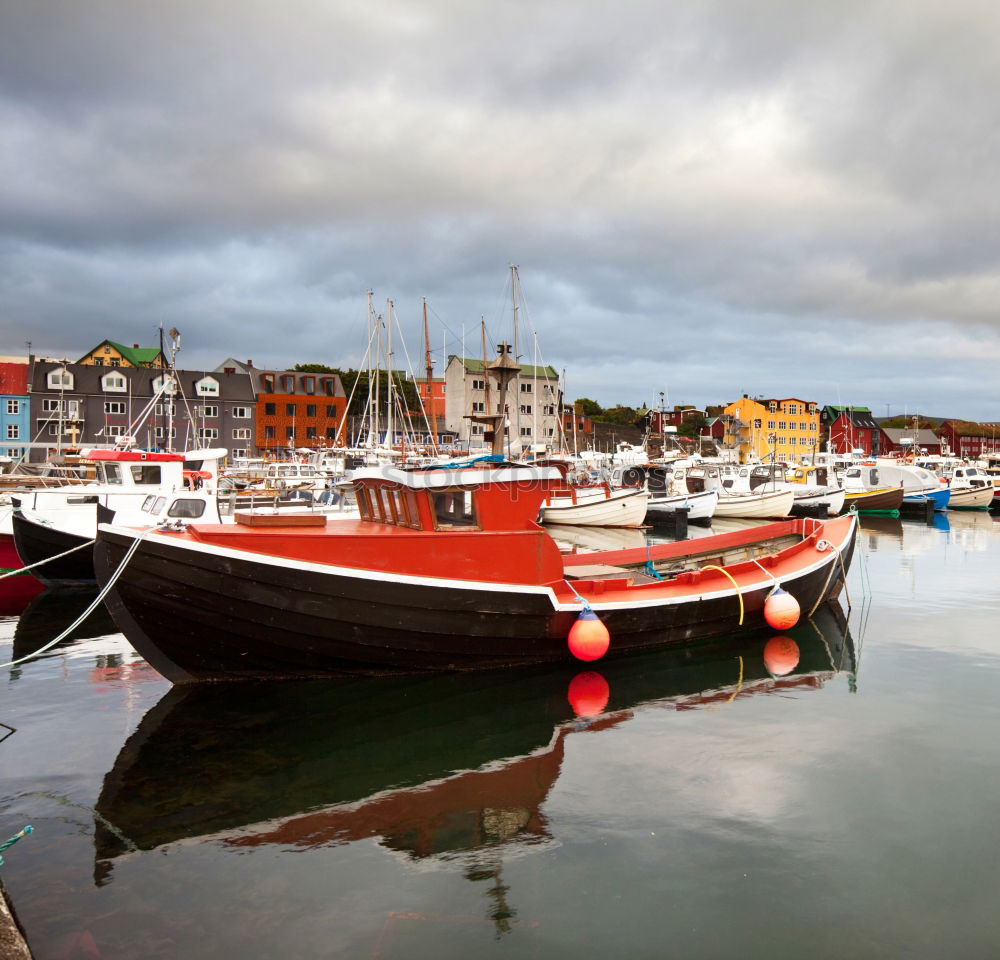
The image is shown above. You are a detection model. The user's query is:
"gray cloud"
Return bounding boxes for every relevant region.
[2,0,999,417]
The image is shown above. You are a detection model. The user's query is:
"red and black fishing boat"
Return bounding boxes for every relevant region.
[93,461,857,683]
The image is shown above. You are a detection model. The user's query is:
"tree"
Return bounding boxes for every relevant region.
[677,412,706,438]
[574,397,604,417]
[293,363,338,373]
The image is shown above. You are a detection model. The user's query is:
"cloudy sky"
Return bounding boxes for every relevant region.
[2,0,999,417]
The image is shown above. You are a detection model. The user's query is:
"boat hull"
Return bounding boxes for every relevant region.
[11,508,96,584]
[94,517,856,683]
[713,488,794,519]
[841,487,904,513]
[645,489,718,524]
[946,485,994,510]
[539,489,649,527]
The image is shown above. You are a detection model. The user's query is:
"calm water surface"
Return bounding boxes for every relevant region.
[2,512,1000,959]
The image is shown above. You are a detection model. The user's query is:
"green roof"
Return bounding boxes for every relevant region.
[825,404,872,413]
[458,357,559,379]
[80,340,164,367]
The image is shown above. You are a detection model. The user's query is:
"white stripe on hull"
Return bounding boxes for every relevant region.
[645,489,718,522]
[947,486,994,509]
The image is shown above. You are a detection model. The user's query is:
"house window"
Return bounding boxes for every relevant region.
[198,427,219,441]
[195,377,219,396]
[6,424,18,440]
[321,377,336,396]
[472,379,485,390]
[262,375,275,392]
[767,420,776,430]
[231,448,247,458]
[281,375,295,393]
[232,428,251,440]
[110,358,121,367]
[326,405,337,417]
[233,407,250,418]
[154,427,177,439]
[264,426,275,439]
[93,358,104,366]
[285,426,294,440]
[152,375,177,395]
[6,400,19,415]
[46,369,74,390]
[788,403,797,414]
[104,401,126,415]
[520,404,532,415]
[520,383,532,393]
[306,426,317,439]
[102,372,127,392]
[106,425,127,437]
[155,402,176,416]
[264,403,276,415]
[197,405,219,418]
[306,404,317,417]
[768,402,776,413]
[302,377,315,395]
[472,402,485,412]
[778,421,786,430]
[285,403,296,416]
[520,427,531,437]
[326,428,337,440]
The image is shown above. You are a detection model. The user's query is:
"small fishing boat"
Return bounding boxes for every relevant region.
[839,464,905,514]
[786,465,846,517]
[943,465,994,510]
[609,464,718,524]
[94,463,856,683]
[875,461,950,512]
[538,481,649,527]
[710,464,795,519]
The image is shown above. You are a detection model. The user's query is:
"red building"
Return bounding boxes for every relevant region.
[938,421,1000,459]
[562,403,594,440]
[828,409,881,456]
[648,405,704,432]
[253,370,347,455]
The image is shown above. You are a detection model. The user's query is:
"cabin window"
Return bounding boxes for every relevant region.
[402,489,422,529]
[130,465,162,484]
[167,499,207,519]
[102,463,123,485]
[141,495,156,512]
[152,496,167,514]
[356,487,374,521]
[429,488,477,529]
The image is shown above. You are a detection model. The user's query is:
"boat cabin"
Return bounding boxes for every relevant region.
[788,465,834,487]
[351,466,565,533]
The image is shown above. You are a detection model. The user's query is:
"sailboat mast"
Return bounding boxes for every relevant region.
[423,297,439,457]
[386,300,394,452]
[511,265,520,451]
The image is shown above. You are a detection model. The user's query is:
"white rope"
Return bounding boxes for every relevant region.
[0,538,96,580]
[0,528,151,671]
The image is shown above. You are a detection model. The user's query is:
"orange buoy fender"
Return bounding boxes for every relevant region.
[763,587,800,631]
[567,607,610,662]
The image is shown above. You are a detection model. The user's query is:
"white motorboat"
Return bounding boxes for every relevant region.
[785,465,847,516]
[944,465,994,510]
[690,463,794,519]
[609,463,717,524]
[538,483,649,527]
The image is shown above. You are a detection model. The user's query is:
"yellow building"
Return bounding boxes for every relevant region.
[722,395,820,463]
[77,340,166,369]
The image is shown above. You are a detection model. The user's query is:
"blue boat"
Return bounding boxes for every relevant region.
[876,462,951,512]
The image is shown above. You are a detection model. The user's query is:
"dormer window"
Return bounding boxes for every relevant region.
[102,371,127,393]
[152,375,177,396]
[281,374,295,393]
[195,376,219,396]
[47,368,74,390]
[262,374,275,392]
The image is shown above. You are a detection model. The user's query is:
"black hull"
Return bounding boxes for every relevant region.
[94,523,856,683]
[11,509,97,585]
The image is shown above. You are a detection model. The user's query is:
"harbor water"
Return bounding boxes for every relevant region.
[2,511,1000,958]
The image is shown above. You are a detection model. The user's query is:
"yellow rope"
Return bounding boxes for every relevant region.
[726,656,744,702]
[699,564,744,626]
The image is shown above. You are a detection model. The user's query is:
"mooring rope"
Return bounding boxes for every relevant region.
[0,529,151,672]
[699,564,745,626]
[0,825,32,866]
[0,538,97,581]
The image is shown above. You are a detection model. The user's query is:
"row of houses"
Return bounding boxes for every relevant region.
[654,396,998,462]
[0,340,593,462]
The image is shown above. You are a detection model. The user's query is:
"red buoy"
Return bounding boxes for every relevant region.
[567,607,610,662]
[763,635,800,676]
[568,671,610,718]
[763,588,800,631]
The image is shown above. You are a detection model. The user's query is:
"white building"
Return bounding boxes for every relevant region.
[444,356,563,452]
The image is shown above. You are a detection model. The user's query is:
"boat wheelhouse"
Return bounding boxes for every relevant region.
[94,463,857,683]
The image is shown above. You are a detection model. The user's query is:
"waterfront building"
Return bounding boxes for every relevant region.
[827,408,881,456]
[721,395,820,463]
[252,369,347,456]
[878,425,943,457]
[444,356,561,452]
[938,420,1000,459]
[25,358,256,461]
[0,358,30,461]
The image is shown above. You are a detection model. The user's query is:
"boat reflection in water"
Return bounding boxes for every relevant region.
[9,586,119,667]
[0,572,45,619]
[94,604,856,925]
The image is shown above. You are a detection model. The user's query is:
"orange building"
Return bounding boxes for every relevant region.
[253,370,347,455]
[721,395,820,463]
